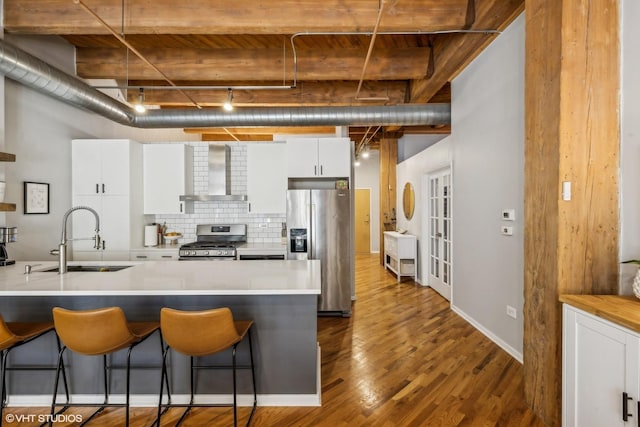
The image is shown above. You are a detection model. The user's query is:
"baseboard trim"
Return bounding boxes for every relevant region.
[7,392,321,408]
[7,345,323,408]
[451,305,524,364]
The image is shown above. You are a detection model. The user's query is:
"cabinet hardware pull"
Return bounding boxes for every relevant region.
[136,255,148,259]
[102,183,105,193]
[314,165,317,176]
[637,401,640,427]
[161,255,172,258]
[101,241,106,250]
[96,184,99,194]
[320,165,323,175]
[623,392,633,421]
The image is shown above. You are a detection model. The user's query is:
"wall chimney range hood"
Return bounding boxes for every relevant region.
[179,144,247,202]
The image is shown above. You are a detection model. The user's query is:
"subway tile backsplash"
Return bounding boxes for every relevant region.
[151,143,286,244]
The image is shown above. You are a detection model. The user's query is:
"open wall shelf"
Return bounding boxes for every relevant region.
[0,152,16,211]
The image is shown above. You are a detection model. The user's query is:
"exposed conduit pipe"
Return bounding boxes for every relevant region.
[0,39,451,129]
[354,0,386,101]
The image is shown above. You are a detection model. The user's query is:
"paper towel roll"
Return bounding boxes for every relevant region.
[144,225,158,247]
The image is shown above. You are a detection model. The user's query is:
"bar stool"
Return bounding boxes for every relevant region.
[0,313,69,421]
[156,307,257,427]
[51,306,161,426]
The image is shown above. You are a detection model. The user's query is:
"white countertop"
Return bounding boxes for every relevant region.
[0,260,321,296]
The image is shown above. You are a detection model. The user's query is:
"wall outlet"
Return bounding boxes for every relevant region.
[506,305,517,319]
[258,223,268,228]
[501,226,513,236]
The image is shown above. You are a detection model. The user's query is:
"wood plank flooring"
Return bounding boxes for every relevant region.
[5,254,544,426]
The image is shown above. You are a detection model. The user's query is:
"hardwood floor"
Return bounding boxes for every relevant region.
[5,254,544,426]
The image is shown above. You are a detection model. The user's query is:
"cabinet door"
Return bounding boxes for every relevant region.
[247,144,287,213]
[72,140,102,195]
[318,138,351,177]
[563,305,640,427]
[72,140,130,195]
[143,144,190,214]
[287,138,319,177]
[100,140,130,195]
[100,195,131,252]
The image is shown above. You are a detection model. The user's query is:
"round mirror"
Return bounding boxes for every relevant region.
[402,182,415,220]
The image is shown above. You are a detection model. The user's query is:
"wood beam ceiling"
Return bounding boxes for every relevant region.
[2,0,524,140]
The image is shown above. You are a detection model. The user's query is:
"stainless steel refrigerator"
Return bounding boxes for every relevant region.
[287,189,352,316]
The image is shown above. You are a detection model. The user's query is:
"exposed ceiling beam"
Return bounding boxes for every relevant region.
[408,0,524,103]
[4,0,469,35]
[184,126,336,136]
[126,81,408,107]
[76,47,429,81]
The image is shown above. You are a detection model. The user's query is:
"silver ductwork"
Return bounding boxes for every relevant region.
[0,38,451,128]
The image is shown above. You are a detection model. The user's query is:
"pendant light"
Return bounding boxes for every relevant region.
[134,88,146,113]
[223,88,234,111]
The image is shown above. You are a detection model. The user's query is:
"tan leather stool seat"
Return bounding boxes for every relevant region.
[51,307,161,427]
[156,307,257,427]
[1,314,68,422]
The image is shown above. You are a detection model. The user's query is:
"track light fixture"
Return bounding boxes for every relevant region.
[134,88,146,113]
[361,145,370,159]
[223,88,234,111]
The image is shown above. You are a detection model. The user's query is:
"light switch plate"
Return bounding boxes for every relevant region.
[501,209,515,221]
[501,226,513,236]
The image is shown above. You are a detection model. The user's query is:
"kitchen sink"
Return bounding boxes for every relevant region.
[41,265,133,273]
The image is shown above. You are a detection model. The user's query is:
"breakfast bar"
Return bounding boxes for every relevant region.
[0,260,321,406]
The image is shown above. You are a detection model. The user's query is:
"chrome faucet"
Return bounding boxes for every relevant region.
[50,206,101,274]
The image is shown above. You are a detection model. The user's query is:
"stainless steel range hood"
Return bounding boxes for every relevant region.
[179,145,247,202]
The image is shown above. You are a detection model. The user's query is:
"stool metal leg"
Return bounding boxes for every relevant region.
[232,345,238,427]
[247,328,257,426]
[1,350,7,420]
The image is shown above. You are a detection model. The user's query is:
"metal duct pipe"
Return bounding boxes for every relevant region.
[0,39,451,128]
[0,38,136,126]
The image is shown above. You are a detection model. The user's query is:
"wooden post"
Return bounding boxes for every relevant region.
[379,138,398,265]
[524,0,620,424]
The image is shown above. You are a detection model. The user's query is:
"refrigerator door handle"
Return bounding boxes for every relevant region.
[310,202,316,258]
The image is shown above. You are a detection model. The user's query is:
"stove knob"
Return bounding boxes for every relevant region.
[203,251,209,256]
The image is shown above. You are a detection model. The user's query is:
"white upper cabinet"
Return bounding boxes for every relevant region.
[143,144,193,214]
[72,139,131,196]
[71,139,143,260]
[286,137,351,178]
[247,143,287,213]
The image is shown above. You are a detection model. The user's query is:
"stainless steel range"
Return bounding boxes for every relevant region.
[179,224,246,260]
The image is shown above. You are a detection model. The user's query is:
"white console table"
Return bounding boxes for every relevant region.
[383,231,417,283]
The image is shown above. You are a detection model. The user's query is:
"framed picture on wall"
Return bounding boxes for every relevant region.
[24,181,50,214]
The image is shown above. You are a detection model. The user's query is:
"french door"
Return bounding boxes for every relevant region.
[427,168,452,300]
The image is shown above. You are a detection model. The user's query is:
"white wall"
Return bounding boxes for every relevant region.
[620,0,640,293]
[354,150,381,252]
[396,13,525,360]
[396,138,451,278]
[398,134,447,163]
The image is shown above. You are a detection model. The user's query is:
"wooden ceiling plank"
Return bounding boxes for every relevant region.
[126,81,407,107]
[76,47,429,81]
[4,0,469,35]
[409,0,524,103]
[184,127,336,135]
[201,133,273,142]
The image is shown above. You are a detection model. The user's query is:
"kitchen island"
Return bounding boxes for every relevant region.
[0,260,321,407]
